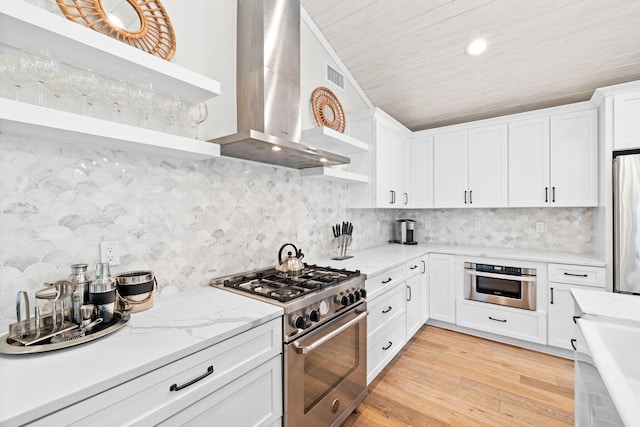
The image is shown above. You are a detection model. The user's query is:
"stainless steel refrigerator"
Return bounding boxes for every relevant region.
[614,151,640,294]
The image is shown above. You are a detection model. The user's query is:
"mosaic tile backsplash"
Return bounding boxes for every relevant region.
[0,133,593,329]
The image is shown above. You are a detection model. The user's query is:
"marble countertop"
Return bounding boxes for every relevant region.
[0,287,283,427]
[572,289,640,426]
[572,288,640,326]
[313,243,605,277]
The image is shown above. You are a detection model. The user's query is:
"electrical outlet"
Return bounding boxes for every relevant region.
[474,220,481,231]
[376,221,381,231]
[424,220,431,230]
[536,221,545,233]
[100,241,120,266]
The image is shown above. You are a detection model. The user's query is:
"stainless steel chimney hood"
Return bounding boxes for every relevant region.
[209,0,350,169]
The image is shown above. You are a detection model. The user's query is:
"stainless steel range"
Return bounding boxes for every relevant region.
[211,261,367,427]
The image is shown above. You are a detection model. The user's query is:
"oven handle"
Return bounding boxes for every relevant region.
[292,310,368,355]
[466,270,536,281]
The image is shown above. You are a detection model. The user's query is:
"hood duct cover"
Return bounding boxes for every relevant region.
[209,0,350,169]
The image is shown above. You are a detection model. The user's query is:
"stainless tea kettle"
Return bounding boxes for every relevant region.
[276,243,305,277]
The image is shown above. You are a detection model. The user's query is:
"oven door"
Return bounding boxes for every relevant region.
[284,304,367,427]
[465,270,536,310]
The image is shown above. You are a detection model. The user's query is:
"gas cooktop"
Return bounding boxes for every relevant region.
[216,264,361,303]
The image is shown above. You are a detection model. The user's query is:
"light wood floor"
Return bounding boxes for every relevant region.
[343,325,574,427]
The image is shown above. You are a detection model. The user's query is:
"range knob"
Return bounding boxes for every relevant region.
[348,293,355,304]
[309,310,320,322]
[291,315,306,329]
[359,288,367,299]
[340,294,349,306]
[353,291,361,302]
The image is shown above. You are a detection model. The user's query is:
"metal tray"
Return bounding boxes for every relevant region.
[0,311,130,355]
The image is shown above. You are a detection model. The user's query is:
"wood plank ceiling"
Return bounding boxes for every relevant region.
[300,0,640,130]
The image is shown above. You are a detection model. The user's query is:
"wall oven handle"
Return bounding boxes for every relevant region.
[489,316,507,323]
[292,311,368,355]
[466,270,536,281]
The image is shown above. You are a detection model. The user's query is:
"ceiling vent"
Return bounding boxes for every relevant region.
[326,64,345,90]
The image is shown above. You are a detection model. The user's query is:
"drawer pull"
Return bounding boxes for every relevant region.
[564,272,588,278]
[382,306,392,314]
[570,339,577,351]
[382,277,392,284]
[573,315,581,324]
[170,366,214,392]
[488,316,507,323]
[382,341,393,351]
[410,265,418,270]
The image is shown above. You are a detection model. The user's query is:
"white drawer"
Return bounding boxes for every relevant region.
[367,282,405,336]
[404,256,423,279]
[456,299,546,344]
[548,263,606,288]
[35,319,282,426]
[367,314,406,384]
[366,264,405,297]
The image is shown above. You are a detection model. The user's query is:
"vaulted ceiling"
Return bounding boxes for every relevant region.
[301,0,640,130]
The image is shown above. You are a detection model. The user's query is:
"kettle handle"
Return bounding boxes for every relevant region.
[278,243,298,265]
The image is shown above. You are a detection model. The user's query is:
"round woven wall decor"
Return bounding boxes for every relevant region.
[56,0,176,61]
[311,86,346,133]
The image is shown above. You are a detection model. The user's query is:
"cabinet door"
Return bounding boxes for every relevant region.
[548,283,599,350]
[402,138,412,207]
[428,253,456,323]
[468,124,508,207]
[508,118,550,207]
[614,91,640,150]
[420,256,429,322]
[410,135,434,208]
[405,275,422,340]
[549,109,598,207]
[433,131,468,208]
[375,121,403,208]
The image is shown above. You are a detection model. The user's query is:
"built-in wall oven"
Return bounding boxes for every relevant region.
[464,262,537,310]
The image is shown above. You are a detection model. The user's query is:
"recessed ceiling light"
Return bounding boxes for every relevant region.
[320,158,327,163]
[272,146,282,152]
[465,38,488,56]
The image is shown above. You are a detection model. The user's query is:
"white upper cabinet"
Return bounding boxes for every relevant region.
[508,118,551,206]
[375,120,405,207]
[509,108,597,207]
[467,125,508,207]
[613,91,640,150]
[550,109,598,206]
[408,134,434,208]
[433,131,468,208]
[433,125,507,208]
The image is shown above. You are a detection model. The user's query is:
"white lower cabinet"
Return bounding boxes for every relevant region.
[405,274,422,339]
[547,263,606,350]
[32,319,283,427]
[428,253,456,324]
[457,299,547,344]
[367,311,406,385]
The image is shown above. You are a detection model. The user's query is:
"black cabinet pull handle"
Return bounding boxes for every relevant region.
[550,287,554,304]
[382,277,392,284]
[489,316,507,323]
[410,265,418,270]
[407,285,412,302]
[170,366,214,392]
[404,192,408,205]
[421,260,426,274]
[464,190,467,204]
[469,190,473,204]
[545,187,548,203]
[573,315,581,324]
[570,339,577,351]
[552,186,556,203]
[564,272,588,278]
[382,306,392,314]
[382,341,393,351]
[390,190,394,204]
